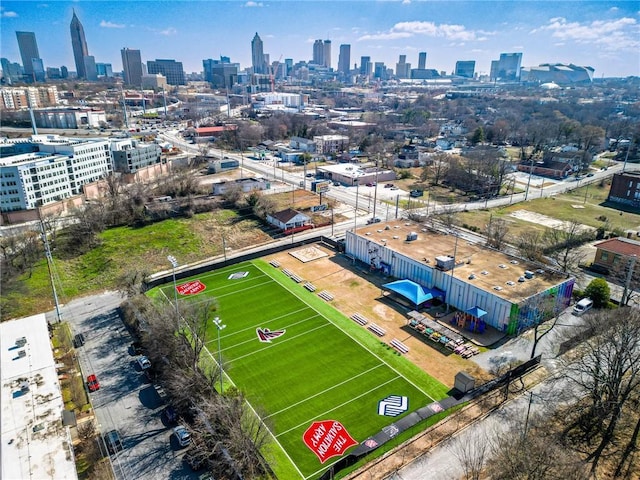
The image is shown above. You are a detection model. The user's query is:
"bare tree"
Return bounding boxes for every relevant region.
[177,298,219,372]
[560,309,640,475]
[450,430,489,480]
[609,254,639,307]
[516,230,545,263]
[543,220,592,273]
[485,217,509,250]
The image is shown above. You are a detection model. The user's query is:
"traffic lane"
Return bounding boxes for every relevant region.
[60,293,196,480]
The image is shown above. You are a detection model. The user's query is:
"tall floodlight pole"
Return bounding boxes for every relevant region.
[167,255,179,317]
[213,317,226,393]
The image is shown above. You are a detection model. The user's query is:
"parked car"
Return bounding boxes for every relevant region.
[384,183,394,188]
[73,333,85,348]
[87,374,100,392]
[573,298,594,316]
[366,217,382,224]
[104,429,123,454]
[173,425,191,447]
[390,186,399,190]
[410,190,424,197]
[137,356,152,370]
[586,173,595,177]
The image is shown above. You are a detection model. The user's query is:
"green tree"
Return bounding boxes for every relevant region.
[470,126,485,145]
[584,277,610,308]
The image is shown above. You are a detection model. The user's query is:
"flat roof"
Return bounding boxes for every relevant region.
[1,314,78,480]
[356,220,567,302]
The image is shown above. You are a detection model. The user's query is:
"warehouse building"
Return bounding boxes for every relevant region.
[345,220,574,335]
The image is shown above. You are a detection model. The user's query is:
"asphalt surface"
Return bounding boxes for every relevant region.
[47,291,198,480]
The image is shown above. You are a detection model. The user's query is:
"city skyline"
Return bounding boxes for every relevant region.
[1,1,639,78]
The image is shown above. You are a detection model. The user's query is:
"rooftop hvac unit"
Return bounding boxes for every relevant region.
[406,232,418,241]
[435,255,454,271]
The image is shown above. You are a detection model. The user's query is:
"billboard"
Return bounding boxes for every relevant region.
[312,180,331,193]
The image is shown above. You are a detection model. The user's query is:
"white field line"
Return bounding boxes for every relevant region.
[254,261,437,402]
[224,322,331,365]
[265,363,386,420]
[205,307,318,344]
[276,375,401,438]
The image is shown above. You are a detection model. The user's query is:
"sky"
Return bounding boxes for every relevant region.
[1,0,639,78]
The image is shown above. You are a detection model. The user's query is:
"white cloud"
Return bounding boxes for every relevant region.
[100,20,125,28]
[1,8,18,17]
[158,27,177,36]
[534,16,639,51]
[402,0,411,4]
[358,20,485,42]
[243,1,263,6]
[609,7,619,12]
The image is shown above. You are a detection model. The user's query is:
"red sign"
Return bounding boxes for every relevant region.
[176,280,206,296]
[303,420,358,464]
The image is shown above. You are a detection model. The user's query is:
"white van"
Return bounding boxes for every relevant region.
[573,298,593,315]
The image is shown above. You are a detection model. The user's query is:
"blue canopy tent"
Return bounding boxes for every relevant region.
[382,280,443,307]
[466,306,487,318]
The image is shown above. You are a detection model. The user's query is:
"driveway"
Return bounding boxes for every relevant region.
[48,291,198,480]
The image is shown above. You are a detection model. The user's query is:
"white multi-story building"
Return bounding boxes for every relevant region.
[0,136,112,212]
[313,134,349,154]
[0,86,59,110]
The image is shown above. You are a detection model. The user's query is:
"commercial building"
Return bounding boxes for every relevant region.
[147,59,185,86]
[396,55,410,79]
[338,44,351,77]
[203,58,239,88]
[490,52,523,82]
[70,10,89,79]
[455,60,475,78]
[251,32,266,74]
[16,31,44,82]
[313,134,349,154]
[141,73,167,89]
[0,135,112,212]
[418,52,427,70]
[313,40,324,66]
[1,314,78,480]
[95,63,113,78]
[110,138,162,174]
[211,177,269,195]
[1,58,23,85]
[121,48,143,86]
[360,56,372,78]
[345,220,574,335]
[316,163,395,186]
[32,107,106,129]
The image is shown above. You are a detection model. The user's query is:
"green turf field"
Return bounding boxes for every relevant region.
[155,260,448,479]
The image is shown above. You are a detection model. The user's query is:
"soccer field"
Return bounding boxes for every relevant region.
[157,260,448,479]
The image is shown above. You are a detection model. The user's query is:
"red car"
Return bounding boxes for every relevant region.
[87,374,100,392]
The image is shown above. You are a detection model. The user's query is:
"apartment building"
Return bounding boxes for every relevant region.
[0,86,59,110]
[313,134,349,155]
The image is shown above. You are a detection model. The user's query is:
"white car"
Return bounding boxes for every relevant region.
[173,425,191,447]
[137,356,151,370]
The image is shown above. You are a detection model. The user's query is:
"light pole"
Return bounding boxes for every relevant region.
[213,316,226,393]
[167,255,179,317]
[445,232,459,314]
[353,179,359,232]
[372,155,380,220]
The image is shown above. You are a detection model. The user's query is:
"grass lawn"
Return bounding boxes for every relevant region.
[151,260,448,480]
[0,210,268,321]
[456,179,640,240]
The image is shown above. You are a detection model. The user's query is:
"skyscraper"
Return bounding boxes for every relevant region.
[70,10,89,79]
[418,52,427,70]
[16,31,43,82]
[338,44,351,76]
[251,33,265,74]
[396,55,410,79]
[121,48,143,86]
[147,59,185,85]
[491,53,523,81]
[323,40,331,68]
[313,39,324,65]
[360,56,372,77]
[455,60,475,78]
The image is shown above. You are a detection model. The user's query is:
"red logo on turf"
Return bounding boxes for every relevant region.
[303,420,358,464]
[256,328,286,343]
[176,280,206,296]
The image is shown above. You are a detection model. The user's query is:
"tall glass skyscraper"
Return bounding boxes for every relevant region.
[121,48,143,86]
[70,10,89,79]
[16,31,43,82]
[251,33,265,74]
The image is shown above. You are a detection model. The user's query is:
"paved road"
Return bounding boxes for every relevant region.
[384,305,587,480]
[48,291,198,480]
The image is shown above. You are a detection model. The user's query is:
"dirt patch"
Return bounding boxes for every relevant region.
[510,209,596,233]
[266,245,490,388]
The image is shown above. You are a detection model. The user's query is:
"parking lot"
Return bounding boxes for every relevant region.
[49,291,198,480]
